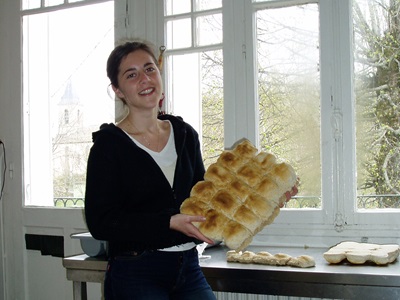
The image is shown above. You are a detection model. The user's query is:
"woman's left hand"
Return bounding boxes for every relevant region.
[170,214,214,245]
[280,185,299,208]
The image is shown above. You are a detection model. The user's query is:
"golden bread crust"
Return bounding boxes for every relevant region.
[180,139,298,251]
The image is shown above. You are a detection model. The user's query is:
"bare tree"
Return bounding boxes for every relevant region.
[354,0,400,207]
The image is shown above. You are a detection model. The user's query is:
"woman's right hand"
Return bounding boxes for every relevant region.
[170,214,214,245]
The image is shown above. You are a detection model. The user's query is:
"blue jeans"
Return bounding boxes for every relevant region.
[104,247,216,300]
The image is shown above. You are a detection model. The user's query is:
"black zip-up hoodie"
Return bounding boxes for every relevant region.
[84,114,205,257]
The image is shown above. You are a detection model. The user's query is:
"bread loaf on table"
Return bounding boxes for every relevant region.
[180,139,298,251]
[226,250,315,268]
[323,241,400,265]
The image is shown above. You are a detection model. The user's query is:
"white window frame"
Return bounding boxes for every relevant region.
[18,0,119,238]
[21,0,117,209]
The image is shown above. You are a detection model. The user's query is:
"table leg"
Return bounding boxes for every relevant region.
[73,281,87,300]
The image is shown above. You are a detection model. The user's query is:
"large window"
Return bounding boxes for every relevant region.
[164,0,224,167]
[162,0,400,235]
[22,0,114,207]
[19,0,400,230]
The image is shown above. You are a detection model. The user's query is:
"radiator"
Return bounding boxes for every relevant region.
[214,292,328,300]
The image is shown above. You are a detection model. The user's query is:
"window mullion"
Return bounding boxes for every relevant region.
[114,0,129,42]
[337,0,357,225]
[191,0,196,47]
[223,0,257,148]
[320,0,355,229]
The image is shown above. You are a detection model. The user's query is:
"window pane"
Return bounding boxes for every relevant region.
[45,0,64,6]
[165,1,224,167]
[168,50,224,167]
[165,0,191,15]
[197,13,222,46]
[354,0,400,209]
[166,18,192,49]
[23,1,114,207]
[196,0,222,10]
[256,4,320,208]
[22,0,41,10]
[201,50,224,166]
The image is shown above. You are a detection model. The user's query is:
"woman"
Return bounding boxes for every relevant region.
[84,40,216,299]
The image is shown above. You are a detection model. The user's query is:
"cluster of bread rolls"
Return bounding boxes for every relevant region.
[180,139,298,251]
[227,250,315,268]
[323,241,400,265]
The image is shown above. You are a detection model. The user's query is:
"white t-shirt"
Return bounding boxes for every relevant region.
[125,122,196,251]
[124,121,177,187]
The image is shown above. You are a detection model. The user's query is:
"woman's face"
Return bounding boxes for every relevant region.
[113,49,162,111]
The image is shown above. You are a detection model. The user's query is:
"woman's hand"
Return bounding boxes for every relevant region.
[170,214,214,245]
[286,185,298,199]
[281,185,299,208]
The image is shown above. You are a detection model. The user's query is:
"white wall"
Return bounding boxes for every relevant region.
[0,0,24,297]
[0,150,5,299]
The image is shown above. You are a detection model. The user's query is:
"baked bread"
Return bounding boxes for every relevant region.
[180,139,298,251]
[226,250,315,268]
[287,255,316,268]
[237,250,256,263]
[323,241,400,265]
[226,250,243,262]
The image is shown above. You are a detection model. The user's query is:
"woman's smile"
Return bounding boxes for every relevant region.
[139,87,156,96]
